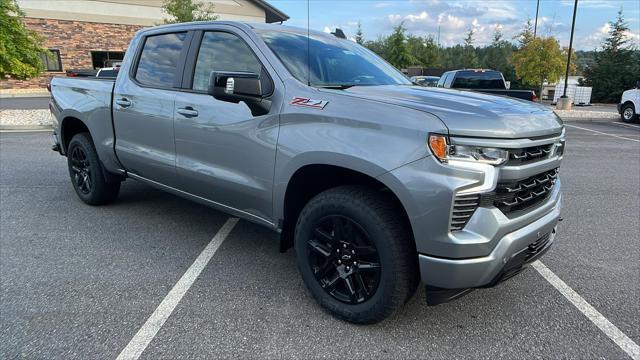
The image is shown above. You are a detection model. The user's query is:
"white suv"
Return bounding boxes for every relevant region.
[618,81,640,123]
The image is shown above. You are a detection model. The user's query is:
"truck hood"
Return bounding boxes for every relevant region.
[337,85,563,138]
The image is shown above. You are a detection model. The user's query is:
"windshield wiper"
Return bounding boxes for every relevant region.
[315,84,355,90]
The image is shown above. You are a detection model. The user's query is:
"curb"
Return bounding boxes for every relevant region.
[0,125,53,132]
[0,93,50,99]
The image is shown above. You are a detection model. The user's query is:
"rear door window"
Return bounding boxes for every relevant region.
[135,32,187,88]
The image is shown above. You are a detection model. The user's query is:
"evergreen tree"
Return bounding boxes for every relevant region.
[0,0,47,79]
[162,0,218,24]
[581,9,640,103]
[515,18,535,48]
[479,26,516,81]
[386,23,416,69]
[407,35,440,68]
[355,20,365,45]
[461,27,479,68]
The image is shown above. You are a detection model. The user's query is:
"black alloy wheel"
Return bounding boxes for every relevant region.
[307,215,381,304]
[70,145,92,195]
[66,132,121,205]
[294,186,419,324]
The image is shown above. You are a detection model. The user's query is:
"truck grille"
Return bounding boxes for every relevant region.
[506,144,554,165]
[450,194,480,231]
[482,168,559,214]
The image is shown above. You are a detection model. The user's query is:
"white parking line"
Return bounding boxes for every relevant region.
[116,217,239,360]
[564,124,640,143]
[612,122,640,130]
[533,261,640,360]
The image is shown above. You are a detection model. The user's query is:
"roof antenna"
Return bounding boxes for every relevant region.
[307,0,310,86]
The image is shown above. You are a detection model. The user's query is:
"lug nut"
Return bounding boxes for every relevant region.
[338,260,342,264]
[346,266,350,271]
[343,244,347,248]
[351,250,355,254]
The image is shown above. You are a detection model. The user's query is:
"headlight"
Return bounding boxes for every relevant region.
[428,134,509,165]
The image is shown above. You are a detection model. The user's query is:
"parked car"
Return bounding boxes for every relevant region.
[618,81,639,123]
[49,22,564,324]
[437,69,537,101]
[96,67,119,78]
[410,75,439,87]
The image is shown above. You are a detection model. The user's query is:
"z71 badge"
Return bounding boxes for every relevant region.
[290,97,329,109]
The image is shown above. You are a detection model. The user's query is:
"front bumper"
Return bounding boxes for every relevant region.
[418,195,560,289]
[377,130,565,291]
[617,103,622,114]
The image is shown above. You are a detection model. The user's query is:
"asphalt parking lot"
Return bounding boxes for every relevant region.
[1,121,638,359]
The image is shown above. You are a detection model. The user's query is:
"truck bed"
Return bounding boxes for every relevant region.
[50,76,119,171]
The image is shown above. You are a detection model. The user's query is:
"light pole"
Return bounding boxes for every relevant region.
[534,0,540,38]
[558,0,578,110]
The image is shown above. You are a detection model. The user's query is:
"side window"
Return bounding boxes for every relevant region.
[192,32,263,92]
[436,73,447,87]
[444,72,455,88]
[135,32,187,87]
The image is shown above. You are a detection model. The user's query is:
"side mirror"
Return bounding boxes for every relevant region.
[208,71,270,116]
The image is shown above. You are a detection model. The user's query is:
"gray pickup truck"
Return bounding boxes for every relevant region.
[50,21,565,324]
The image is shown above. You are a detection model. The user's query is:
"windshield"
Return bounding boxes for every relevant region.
[259,30,411,87]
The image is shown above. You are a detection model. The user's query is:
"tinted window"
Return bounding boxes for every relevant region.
[97,69,118,78]
[259,30,410,87]
[451,71,505,89]
[444,72,455,87]
[135,32,187,87]
[436,73,448,87]
[192,32,262,92]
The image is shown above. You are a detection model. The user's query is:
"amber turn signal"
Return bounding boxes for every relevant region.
[428,134,448,162]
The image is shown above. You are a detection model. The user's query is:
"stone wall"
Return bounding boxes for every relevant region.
[1,18,142,91]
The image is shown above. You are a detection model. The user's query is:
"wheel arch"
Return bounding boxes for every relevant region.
[60,115,92,155]
[276,158,415,253]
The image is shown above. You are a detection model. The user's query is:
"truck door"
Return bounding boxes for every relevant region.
[173,29,280,222]
[113,31,191,187]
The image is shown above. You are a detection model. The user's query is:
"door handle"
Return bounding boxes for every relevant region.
[115,98,132,108]
[177,107,199,117]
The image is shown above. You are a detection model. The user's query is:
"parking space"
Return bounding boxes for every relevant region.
[1,121,638,359]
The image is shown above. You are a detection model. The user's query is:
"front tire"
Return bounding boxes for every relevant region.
[294,186,418,324]
[67,133,120,205]
[621,103,637,123]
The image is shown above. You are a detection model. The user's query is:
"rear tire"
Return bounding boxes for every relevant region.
[67,133,120,205]
[294,186,418,324]
[621,103,637,123]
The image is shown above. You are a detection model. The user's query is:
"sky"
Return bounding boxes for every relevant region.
[266,0,640,50]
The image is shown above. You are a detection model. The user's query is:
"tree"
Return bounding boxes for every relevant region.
[407,35,440,68]
[0,0,47,80]
[581,9,640,103]
[355,20,365,45]
[515,18,535,48]
[162,0,218,24]
[461,27,479,68]
[479,26,516,82]
[463,27,475,47]
[513,36,565,101]
[386,23,416,69]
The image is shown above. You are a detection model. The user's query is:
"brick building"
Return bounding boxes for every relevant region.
[2,0,288,92]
